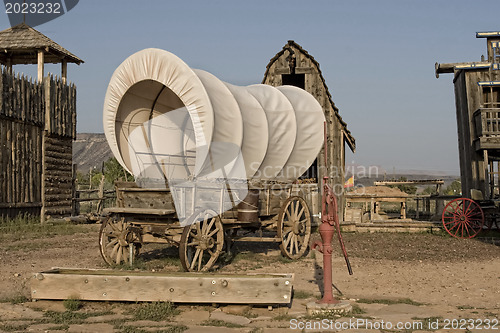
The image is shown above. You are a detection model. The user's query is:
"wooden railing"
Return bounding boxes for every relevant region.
[474,108,500,138]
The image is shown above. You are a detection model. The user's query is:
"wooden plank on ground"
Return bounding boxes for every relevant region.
[31,268,293,305]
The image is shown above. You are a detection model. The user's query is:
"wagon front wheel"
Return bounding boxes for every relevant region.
[99,217,141,266]
[442,198,485,239]
[278,196,312,259]
[179,210,224,272]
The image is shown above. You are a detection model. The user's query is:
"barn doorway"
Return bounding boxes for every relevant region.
[281,72,318,181]
[282,73,305,89]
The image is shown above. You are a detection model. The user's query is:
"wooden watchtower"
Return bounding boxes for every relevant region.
[0,23,83,221]
[263,41,356,219]
[436,32,500,200]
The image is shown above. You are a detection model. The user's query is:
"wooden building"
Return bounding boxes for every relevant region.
[436,32,500,199]
[0,23,82,220]
[263,40,355,219]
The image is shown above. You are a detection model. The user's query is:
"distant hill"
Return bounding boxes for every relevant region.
[73,133,113,173]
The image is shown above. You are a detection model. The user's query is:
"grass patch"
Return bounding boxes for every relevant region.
[357,298,425,306]
[131,301,180,321]
[43,310,112,325]
[293,289,314,299]
[0,322,31,332]
[232,251,258,263]
[457,305,475,310]
[249,328,264,333]
[63,298,82,311]
[278,256,293,264]
[43,310,89,325]
[0,215,88,242]
[47,325,70,331]
[0,295,29,304]
[201,319,244,328]
[351,303,367,315]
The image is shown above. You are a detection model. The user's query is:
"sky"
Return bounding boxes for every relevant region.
[2,0,500,175]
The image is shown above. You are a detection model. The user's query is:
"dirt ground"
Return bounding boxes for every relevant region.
[0,223,499,332]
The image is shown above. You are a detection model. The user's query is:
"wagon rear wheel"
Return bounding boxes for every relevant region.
[442,198,485,239]
[278,196,311,259]
[179,210,224,272]
[99,217,141,266]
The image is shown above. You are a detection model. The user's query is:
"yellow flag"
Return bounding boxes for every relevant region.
[344,175,354,188]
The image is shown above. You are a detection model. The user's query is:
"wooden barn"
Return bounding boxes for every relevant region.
[263,40,356,218]
[436,32,500,200]
[0,23,83,221]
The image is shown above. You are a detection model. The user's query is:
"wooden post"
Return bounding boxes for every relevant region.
[416,197,420,219]
[71,163,79,216]
[5,57,12,74]
[484,149,490,199]
[37,50,44,82]
[40,76,52,223]
[61,59,67,84]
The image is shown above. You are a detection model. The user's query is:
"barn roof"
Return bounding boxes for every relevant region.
[263,40,355,151]
[0,23,83,65]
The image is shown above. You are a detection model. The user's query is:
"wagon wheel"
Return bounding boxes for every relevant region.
[99,217,141,266]
[179,210,224,272]
[277,196,312,259]
[442,198,485,239]
[485,212,500,231]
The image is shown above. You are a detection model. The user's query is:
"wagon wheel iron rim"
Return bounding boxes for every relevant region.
[442,198,484,239]
[179,210,224,272]
[277,196,312,259]
[99,217,141,266]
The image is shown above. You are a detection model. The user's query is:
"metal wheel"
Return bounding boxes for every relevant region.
[179,210,224,272]
[99,216,141,265]
[277,196,311,259]
[442,198,485,239]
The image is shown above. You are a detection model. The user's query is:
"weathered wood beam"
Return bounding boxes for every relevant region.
[61,59,67,84]
[37,50,44,82]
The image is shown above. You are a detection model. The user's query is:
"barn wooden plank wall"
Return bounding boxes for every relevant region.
[262,41,355,221]
[0,67,76,219]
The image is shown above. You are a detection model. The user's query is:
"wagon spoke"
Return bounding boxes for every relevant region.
[297,206,305,220]
[285,209,292,222]
[106,239,118,248]
[116,246,122,265]
[288,234,295,253]
[206,217,216,234]
[466,210,482,218]
[111,243,119,258]
[207,227,220,238]
[293,201,299,218]
[198,249,204,271]
[190,248,201,270]
[284,231,293,248]
[463,200,472,215]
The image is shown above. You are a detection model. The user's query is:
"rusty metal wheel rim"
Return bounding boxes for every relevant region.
[442,198,484,239]
[277,196,311,259]
[179,210,224,272]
